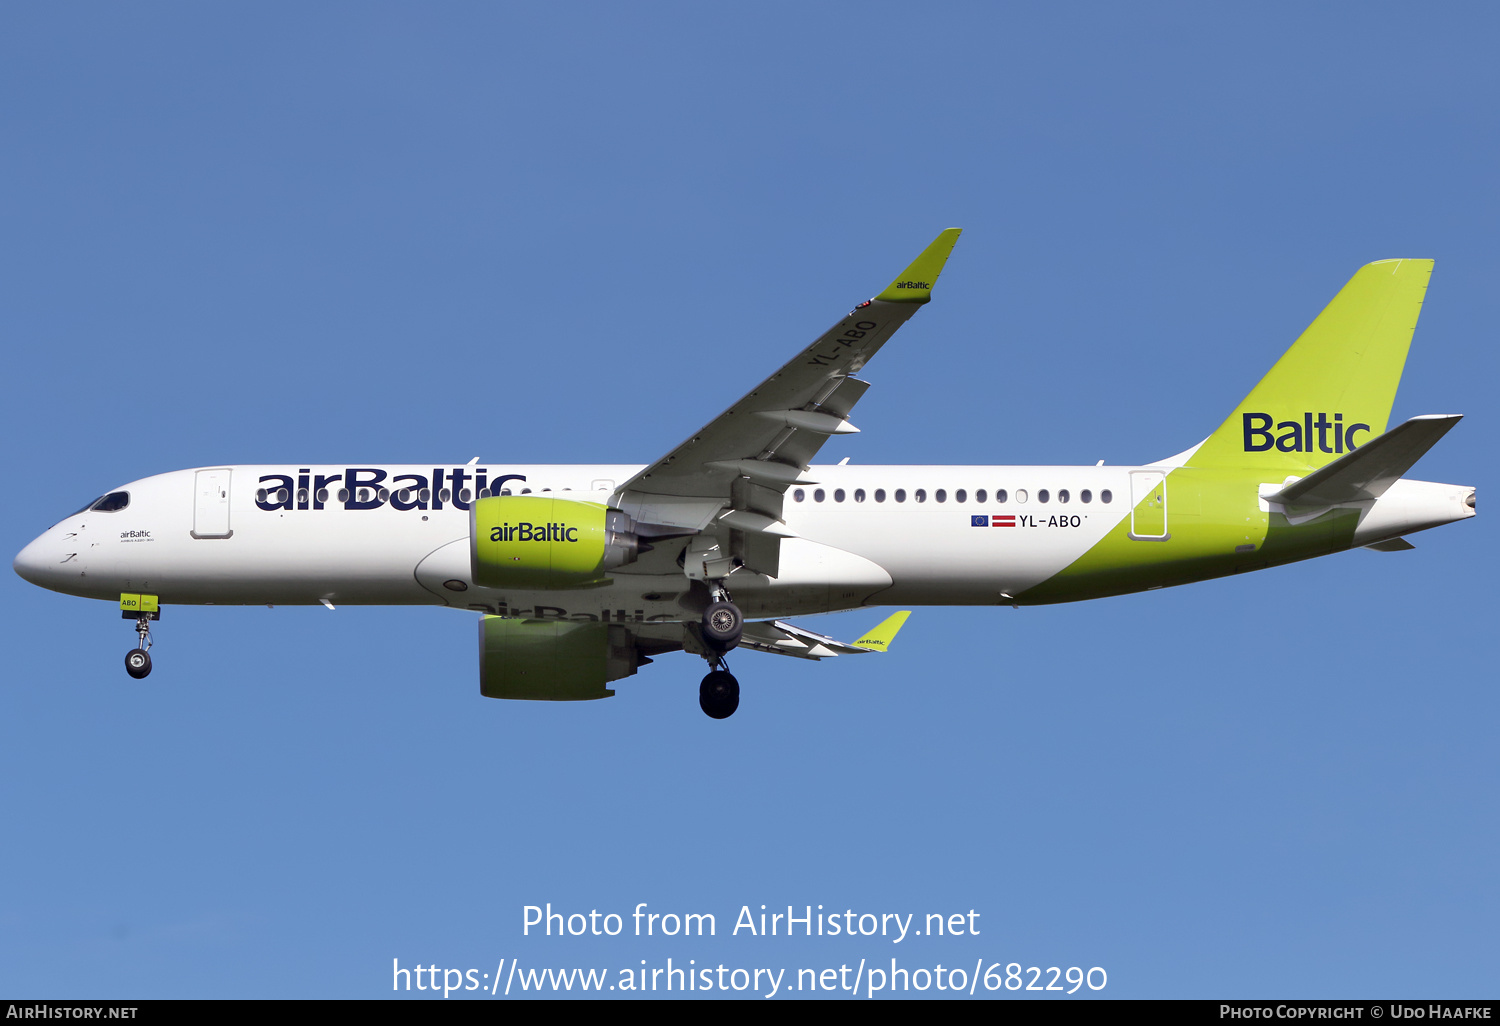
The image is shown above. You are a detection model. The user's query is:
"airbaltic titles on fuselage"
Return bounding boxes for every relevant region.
[254,469,527,513]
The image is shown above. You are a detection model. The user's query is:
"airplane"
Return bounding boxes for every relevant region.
[12,230,1477,718]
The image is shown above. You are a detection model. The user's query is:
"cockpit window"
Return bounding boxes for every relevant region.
[65,496,105,519]
[90,492,130,513]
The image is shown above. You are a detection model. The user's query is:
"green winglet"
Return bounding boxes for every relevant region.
[852,610,912,652]
[874,228,962,304]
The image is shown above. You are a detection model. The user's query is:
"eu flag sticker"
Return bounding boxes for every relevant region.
[971,515,988,527]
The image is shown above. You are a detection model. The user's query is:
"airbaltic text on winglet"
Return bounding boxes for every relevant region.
[1242,413,1370,454]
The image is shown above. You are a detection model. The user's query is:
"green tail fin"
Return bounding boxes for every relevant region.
[1191,259,1433,471]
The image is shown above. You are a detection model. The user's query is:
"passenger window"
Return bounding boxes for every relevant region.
[337,488,350,503]
[996,489,1007,503]
[316,488,329,504]
[935,489,947,502]
[459,488,472,503]
[378,488,391,502]
[956,489,967,503]
[1058,489,1070,503]
[1038,489,1050,503]
[915,489,927,503]
[91,492,131,513]
[794,488,805,502]
[1015,489,1028,504]
[419,489,431,502]
[441,488,453,501]
[1081,489,1092,503]
[854,488,866,502]
[895,489,906,502]
[875,489,886,502]
[255,489,267,503]
[834,488,845,502]
[297,488,309,505]
[1101,489,1113,503]
[976,489,987,503]
[814,489,826,502]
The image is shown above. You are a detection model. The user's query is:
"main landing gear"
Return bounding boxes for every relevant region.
[125,615,153,679]
[697,585,743,719]
[699,663,740,720]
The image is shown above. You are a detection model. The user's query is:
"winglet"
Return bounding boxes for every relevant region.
[852,610,912,652]
[874,229,962,304]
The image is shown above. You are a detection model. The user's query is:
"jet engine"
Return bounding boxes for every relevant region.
[469,495,644,589]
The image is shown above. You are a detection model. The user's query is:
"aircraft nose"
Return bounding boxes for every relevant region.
[13,535,54,587]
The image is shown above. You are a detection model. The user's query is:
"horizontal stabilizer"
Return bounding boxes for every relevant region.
[1365,537,1416,551]
[1263,414,1462,506]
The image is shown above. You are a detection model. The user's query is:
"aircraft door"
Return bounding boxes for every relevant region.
[1128,470,1168,540]
[192,469,233,539]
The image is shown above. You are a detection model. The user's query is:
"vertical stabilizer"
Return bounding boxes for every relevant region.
[1191,259,1433,471]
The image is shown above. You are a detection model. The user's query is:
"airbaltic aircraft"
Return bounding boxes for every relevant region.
[12,230,1476,718]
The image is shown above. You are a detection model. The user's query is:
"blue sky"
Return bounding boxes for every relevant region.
[2,2,1496,999]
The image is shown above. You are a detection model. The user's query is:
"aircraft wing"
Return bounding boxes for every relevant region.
[736,610,912,660]
[613,230,962,564]
[629,610,912,662]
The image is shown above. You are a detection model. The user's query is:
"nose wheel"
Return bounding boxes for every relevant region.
[124,615,154,679]
[125,647,152,679]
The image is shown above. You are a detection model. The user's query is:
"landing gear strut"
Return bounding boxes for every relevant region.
[697,582,743,718]
[124,616,153,679]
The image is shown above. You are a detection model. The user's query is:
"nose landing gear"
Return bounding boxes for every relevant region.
[119,593,160,680]
[124,616,153,679]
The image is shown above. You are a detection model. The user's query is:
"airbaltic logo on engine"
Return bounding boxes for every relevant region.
[1242,413,1371,454]
[490,522,579,543]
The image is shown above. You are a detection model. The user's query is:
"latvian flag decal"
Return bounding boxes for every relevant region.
[972,515,1017,527]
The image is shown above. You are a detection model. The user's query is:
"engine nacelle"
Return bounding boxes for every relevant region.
[478,618,642,701]
[470,495,643,589]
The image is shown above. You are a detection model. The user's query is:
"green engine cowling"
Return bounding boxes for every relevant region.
[470,495,644,589]
[478,617,642,701]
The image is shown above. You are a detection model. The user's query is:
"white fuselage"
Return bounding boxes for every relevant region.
[14,462,1473,622]
[14,463,1135,618]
